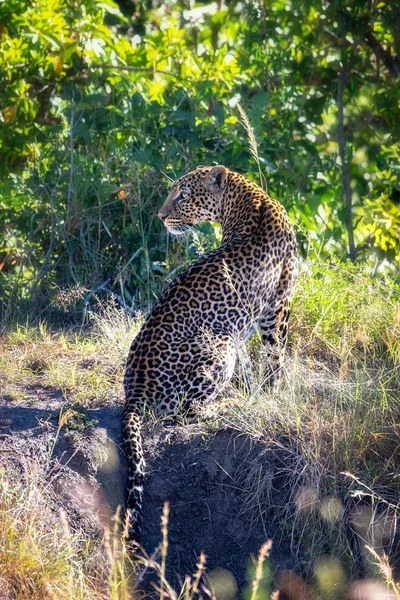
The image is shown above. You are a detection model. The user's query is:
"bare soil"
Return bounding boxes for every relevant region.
[141,426,297,591]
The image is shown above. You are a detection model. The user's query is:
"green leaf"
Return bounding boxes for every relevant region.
[213,103,225,125]
[252,92,270,111]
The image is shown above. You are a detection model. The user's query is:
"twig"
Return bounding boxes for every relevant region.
[30,180,60,295]
[63,90,79,283]
[84,281,135,315]
[92,63,179,79]
[67,91,74,223]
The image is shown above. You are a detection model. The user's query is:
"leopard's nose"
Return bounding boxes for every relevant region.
[158,211,166,222]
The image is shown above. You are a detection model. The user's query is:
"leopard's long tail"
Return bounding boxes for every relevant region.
[122,408,145,543]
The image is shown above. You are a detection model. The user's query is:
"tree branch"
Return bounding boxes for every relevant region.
[337,67,356,262]
[91,63,179,79]
[338,10,400,77]
[363,29,400,77]
[84,281,135,315]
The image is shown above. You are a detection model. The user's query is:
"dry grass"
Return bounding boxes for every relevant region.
[1,262,400,597]
[0,299,144,406]
[0,454,135,600]
[237,103,267,191]
[195,262,400,592]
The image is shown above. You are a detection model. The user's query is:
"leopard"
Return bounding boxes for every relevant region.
[123,165,298,542]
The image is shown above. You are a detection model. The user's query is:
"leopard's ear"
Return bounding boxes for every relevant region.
[201,165,227,193]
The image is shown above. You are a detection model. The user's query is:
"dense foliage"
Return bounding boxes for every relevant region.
[1,0,399,319]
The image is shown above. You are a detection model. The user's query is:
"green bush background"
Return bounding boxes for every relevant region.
[1,0,399,320]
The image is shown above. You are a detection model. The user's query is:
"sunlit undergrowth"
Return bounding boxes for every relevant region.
[226,260,400,498]
[0,299,144,406]
[287,261,400,495]
[0,261,399,597]
[292,261,400,366]
[205,261,400,584]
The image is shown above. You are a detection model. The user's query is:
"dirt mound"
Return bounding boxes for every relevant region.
[1,395,297,593]
[4,392,400,597]
[0,402,127,536]
[141,426,296,591]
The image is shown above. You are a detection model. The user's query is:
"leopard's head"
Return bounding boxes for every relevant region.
[158,165,228,234]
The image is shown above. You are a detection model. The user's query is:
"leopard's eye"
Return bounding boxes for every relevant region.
[176,190,188,202]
